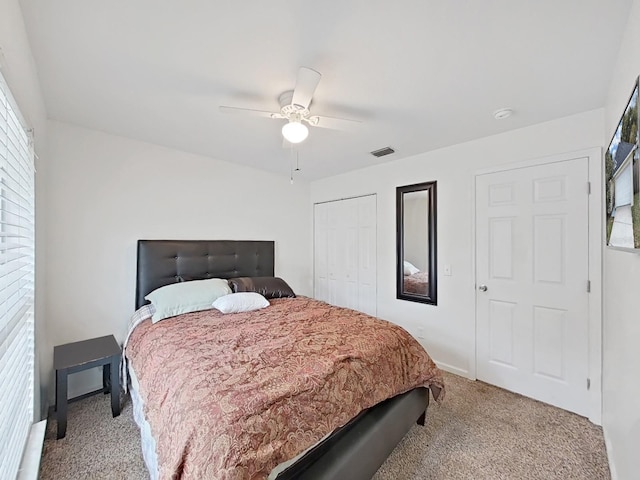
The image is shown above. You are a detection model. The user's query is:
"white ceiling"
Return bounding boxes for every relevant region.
[19,0,633,180]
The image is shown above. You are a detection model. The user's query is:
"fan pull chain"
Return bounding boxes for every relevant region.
[290,144,295,184]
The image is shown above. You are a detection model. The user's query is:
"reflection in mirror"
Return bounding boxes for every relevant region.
[396,181,437,305]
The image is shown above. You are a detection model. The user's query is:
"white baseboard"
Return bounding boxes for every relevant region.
[17,420,47,480]
[602,426,617,480]
[434,360,470,378]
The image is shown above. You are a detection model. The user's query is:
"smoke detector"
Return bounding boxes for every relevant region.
[493,108,513,120]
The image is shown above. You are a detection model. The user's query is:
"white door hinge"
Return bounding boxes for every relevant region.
[587,280,591,293]
[587,378,591,390]
[587,182,591,194]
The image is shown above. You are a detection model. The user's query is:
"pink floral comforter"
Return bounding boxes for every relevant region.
[125,296,444,480]
[404,271,429,295]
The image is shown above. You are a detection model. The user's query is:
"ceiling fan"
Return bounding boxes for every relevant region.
[219,67,361,144]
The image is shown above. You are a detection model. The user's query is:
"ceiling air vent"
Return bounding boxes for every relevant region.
[370,146,395,158]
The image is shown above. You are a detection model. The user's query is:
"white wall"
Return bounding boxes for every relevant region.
[44,120,312,399]
[0,0,48,419]
[311,109,603,378]
[602,1,640,478]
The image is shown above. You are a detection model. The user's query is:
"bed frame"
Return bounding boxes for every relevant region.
[134,239,430,480]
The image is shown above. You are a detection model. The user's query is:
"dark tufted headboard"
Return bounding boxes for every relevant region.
[135,240,275,309]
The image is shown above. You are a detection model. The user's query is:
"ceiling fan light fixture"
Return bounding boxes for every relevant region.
[282,120,309,143]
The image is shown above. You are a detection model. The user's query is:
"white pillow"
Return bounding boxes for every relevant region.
[403,260,420,276]
[145,278,232,323]
[212,292,270,314]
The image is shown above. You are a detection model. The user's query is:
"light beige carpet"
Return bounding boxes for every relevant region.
[40,372,610,479]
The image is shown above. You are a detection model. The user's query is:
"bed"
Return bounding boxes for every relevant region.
[403,271,429,295]
[402,260,429,296]
[124,240,444,480]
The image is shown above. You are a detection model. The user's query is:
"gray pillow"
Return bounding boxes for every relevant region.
[145,278,232,323]
[228,276,296,299]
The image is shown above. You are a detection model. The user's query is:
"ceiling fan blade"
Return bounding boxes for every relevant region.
[219,105,283,119]
[291,67,322,109]
[307,114,362,131]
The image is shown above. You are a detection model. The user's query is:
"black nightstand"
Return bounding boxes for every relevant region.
[53,334,121,439]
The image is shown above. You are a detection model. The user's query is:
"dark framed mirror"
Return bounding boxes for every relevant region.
[396,181,437,305]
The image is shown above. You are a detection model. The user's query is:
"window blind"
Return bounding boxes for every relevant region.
[0,73,36,479]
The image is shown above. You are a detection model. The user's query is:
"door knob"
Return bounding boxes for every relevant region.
[478,285,488,291]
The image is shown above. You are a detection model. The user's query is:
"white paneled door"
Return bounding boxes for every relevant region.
[314,202,330,303]
[357,196,377,316]
[314,195,377,316]
[475,158,590,416]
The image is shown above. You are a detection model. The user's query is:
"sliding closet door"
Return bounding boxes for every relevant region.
[357,196,377,316]
[314,195,377,316]
[343,198,360,310]
[328,200,346,307]
[314,202,330,303]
